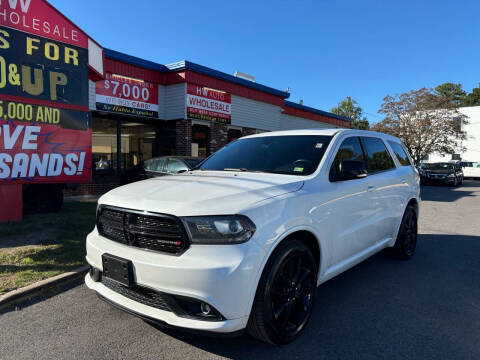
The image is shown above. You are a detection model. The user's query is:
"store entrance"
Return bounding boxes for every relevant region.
[192,124,210,158]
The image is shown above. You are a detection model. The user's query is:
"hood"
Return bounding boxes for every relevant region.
[99,171,304,216]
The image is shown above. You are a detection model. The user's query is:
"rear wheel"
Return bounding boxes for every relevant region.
[247,239,318,344]
[390,206,417,260]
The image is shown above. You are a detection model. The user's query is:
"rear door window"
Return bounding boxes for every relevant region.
[361,137,396,174]
[388,141,412,166]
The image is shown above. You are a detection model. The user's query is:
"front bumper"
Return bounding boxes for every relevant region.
[425,176,454,184]
[85,229,263,333]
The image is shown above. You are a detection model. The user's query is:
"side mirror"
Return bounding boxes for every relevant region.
[330,160,367,182]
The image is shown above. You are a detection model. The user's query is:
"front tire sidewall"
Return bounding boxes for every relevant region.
[249,239,318,345]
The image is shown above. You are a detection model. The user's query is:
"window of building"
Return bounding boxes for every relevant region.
[388,141,412,166]
[192,124,210,158]
[227,128,242,143]
[361,137,395,173]
[92,117,119,177]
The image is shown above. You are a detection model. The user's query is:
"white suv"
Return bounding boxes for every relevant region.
[85,129,420,344]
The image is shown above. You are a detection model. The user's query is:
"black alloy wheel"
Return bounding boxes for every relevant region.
[391,206,418,260]
[247,239,318,344]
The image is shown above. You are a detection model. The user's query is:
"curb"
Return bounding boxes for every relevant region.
[0,265,89,313]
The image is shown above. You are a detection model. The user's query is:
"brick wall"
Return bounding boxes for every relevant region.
[175,119,192,155]
[63,181,121,197]
[209,122,228,154]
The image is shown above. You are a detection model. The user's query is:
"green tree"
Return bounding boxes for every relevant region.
[461,83,480,107]
[433,83,466,107]
[331,96,370,129]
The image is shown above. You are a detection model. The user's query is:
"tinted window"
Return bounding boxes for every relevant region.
[198,135,332,175]
[361,137,395,173]
[144,158,165,172]
[388,141,412,166]
[330,137,365,178]
[166,158,189,173]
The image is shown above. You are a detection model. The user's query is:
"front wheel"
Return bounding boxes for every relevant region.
[390,206,418,260]
[247,239,318,344]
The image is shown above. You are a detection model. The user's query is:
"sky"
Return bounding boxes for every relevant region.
[49,0,480,123]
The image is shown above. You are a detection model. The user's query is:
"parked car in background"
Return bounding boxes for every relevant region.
[123,156,203,182]
[460,161,480,179]
[143,156,203,178]
[86,129,420,345]
[417,163,431,185]
[423,162,463,186]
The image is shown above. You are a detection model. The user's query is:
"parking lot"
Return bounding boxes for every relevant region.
[1,181,479,360]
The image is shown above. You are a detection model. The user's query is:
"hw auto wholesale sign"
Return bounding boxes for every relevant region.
[96,73,159,118]
[186,84,231,124]
[0,0,92,184]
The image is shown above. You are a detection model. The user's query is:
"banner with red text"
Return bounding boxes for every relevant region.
[186,84,231,124]
[96,73,159,118]
[0,0,92,184]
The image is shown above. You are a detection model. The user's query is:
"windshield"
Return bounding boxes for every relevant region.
[198,135,332,175]
[429,163,454,171]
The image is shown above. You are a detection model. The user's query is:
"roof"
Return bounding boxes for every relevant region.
[104,48,170,72]
[165,61,290,99]
[104,49,290,98]
[243,129,401,142]
[284,101,352,123]
[243,128,345,138]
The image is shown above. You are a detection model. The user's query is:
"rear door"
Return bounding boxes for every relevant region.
[361,136,402,243]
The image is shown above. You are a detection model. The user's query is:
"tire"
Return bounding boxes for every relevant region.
[247,239,318,345]
[452,177,458,187]
[390,206,418,260]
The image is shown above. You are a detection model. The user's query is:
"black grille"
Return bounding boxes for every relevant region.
[101,276,171,312]
[97,206,189,254]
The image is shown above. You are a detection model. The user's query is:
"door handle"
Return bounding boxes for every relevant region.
[401,179,407,184]
[367,186,375,192]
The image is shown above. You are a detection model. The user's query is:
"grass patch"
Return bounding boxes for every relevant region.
[0,201,97,294]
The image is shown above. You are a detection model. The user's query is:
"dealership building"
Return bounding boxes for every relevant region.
[83,49,351,192]
[0,0,352,199]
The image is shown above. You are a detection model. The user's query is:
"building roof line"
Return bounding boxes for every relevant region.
[165,60,290,99]
[284,100,352,122]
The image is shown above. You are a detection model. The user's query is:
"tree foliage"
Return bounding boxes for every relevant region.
[461,83,480,107]
[331,96,370,130]
[434,83,466,107]
[371,88,468,164]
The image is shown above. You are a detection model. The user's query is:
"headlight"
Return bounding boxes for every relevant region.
[182,215,256,244]
[447,173,455,178]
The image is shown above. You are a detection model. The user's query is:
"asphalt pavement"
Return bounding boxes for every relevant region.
[1,181,480,360]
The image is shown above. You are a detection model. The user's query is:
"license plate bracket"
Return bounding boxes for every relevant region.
[102,253,133,287]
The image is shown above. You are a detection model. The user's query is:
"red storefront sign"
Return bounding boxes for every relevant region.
[0,0,88,48]
[96,73,159,118]
[186,84,231,124]
[0,0,92,184]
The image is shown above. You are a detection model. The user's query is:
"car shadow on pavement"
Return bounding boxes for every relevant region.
[145,233,480,360]
[420,181,479,202]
